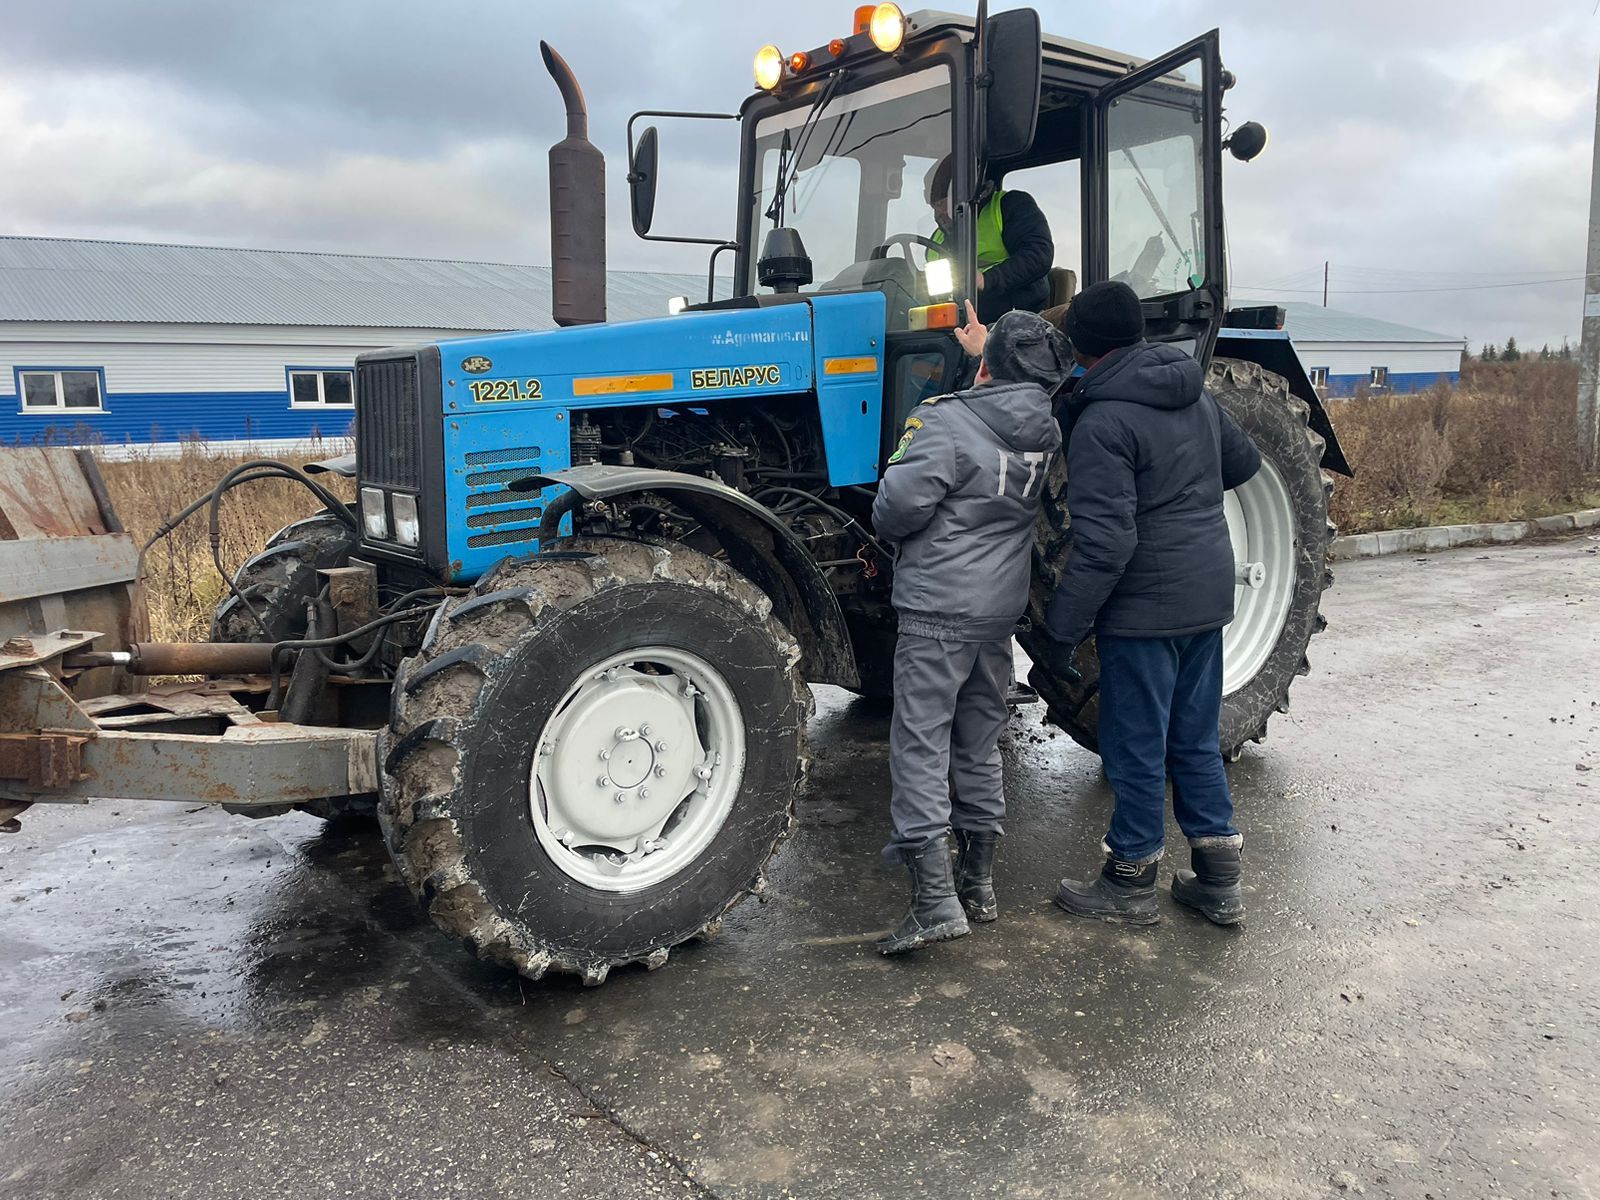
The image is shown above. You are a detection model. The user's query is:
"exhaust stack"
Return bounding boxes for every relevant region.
[540,41,606,326]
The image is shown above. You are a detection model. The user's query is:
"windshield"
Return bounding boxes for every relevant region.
[1105,60,1206,299]
[748,67,953,312]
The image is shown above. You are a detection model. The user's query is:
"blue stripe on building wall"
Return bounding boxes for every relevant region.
[1324,370,1458,397]
[0,391,355,447]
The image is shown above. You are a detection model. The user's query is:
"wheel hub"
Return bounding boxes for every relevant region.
[1222,460,1298,695]
[530,648,746,893]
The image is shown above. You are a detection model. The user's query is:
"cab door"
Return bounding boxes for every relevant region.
[1090,32,1225,362]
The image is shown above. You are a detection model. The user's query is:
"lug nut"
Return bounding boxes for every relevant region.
[654,765,667,778]
[639,788,651,799]
[599,749,611,761]
[614,793,627,805]
[640,723,652,736]
[597,776,610,787]
[654,741,668,753]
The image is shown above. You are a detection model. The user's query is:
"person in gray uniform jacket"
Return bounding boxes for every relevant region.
[871,309,1068,956]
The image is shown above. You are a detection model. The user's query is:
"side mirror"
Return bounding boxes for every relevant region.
[1225,121,1269,163]
[984,8,1042,159]
[629,125,659,237]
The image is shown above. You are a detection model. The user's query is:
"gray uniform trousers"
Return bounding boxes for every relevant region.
[883,633,1013,865]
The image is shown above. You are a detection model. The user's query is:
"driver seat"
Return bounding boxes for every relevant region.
[1046,267,1077,309]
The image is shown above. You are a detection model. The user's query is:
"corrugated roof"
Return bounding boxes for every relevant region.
[1274,301,1465,346]
[0,237,1470,347]
[0,236,720,330]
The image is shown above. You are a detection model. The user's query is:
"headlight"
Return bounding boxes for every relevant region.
[924,256,954,298]
[754,44,784,91]
[360,486,389,540]
[869,3,905,53]
[391,493,420,546]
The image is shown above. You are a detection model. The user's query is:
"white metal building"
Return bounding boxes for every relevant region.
[0,236,711,454]
[1271,302,1467,395]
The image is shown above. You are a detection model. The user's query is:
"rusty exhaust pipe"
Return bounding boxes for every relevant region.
[541,41,606,327]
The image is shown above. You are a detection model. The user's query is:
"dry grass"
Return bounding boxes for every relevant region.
[89,363,1600,641]
[1326,360,1600,535]
[98,439,354,643]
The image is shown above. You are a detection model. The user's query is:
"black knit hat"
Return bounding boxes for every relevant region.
[984,310,1072,389]
[1063,280,1145,359]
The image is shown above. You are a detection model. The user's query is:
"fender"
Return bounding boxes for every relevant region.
[510,464,859,688]
[1213,331,1353,477]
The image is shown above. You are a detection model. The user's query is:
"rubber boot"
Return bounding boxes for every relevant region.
[878,834,971,955]
[953,829,999,923]
[1171,835,1245,926]
[1053,848,1161,925]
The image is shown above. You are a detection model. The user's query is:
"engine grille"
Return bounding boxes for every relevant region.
[356,356,423,490]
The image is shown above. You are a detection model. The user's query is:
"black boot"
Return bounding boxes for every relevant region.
[878,834,970,955]
[1172,836,1245,926]
[1054,850,1161,925]
[953,829,999,923]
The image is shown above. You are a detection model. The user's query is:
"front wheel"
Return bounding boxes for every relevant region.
[1022,358,1334,758]
[379,538,812,985]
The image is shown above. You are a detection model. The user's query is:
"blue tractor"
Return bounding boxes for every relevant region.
[210,6,1348,983]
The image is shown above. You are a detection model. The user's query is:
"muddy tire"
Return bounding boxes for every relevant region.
[1021,358,1334,759]
[379,538,812,985]
[211,508,357,644]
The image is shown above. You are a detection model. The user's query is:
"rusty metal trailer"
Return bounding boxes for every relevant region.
[0,448,375,831]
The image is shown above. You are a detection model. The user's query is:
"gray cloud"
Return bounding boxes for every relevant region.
[0,0,1594,349]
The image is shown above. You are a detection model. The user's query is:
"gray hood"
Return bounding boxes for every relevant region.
[960,380,1061,454]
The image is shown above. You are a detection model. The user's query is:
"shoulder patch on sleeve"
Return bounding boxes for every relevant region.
[887,421,919,464]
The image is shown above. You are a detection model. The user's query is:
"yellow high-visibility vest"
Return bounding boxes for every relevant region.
[930,190,1008,269]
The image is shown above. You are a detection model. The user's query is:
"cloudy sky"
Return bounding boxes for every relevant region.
[1,1,1596,351]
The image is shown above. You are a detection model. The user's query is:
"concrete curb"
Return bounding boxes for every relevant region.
[1328,508,1600,561]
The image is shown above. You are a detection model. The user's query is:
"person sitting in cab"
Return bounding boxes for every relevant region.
[926,155,1055,325]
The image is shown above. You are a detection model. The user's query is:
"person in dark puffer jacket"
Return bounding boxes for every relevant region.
[1039,280,1262,928]
[871,310,1068,956]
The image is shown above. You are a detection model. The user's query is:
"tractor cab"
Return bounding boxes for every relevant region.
[632,6,1252,437]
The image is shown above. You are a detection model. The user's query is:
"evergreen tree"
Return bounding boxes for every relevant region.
[1481,343,1498,362]
[1540,343,1553,360]
[1560,338,1574,361]
[1502,336,1521,362]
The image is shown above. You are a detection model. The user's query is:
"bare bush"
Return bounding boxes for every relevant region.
[1327,361,1599,535]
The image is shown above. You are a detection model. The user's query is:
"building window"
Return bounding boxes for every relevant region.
[17,369,105,413]
[1308,367,1329,389]
[288,368,354,408]
[1368,366,1389,390]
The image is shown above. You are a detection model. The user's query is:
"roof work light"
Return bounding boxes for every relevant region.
[754,44,785,91]
[867,3,906,52]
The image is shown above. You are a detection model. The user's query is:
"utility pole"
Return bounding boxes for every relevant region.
[1323,260,1329,308]
[1579,57,1600,471]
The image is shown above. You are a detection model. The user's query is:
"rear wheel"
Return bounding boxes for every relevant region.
[1022,358,1334,758]
[211,506,380,823]
[211,508,357,644]
[379,538,811,985]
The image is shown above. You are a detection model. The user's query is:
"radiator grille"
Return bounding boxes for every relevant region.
[465,505,542,529]
[356,357,423,490]
[468,526,544,549]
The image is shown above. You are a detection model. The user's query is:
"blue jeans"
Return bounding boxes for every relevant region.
[1096,629,1238,862]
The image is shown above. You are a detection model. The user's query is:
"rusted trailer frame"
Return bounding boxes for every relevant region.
[0,447,378,825]
[0,660,377,807]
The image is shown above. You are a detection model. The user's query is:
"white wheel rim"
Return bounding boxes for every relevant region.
[530,647,746,893]
[1222,460,1298,695]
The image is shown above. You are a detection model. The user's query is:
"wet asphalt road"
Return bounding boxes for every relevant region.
[2,538,1598,1200]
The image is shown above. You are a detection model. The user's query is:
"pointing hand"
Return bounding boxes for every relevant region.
[953,299,987,357]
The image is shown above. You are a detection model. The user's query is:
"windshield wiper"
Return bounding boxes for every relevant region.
[766,69,848,227]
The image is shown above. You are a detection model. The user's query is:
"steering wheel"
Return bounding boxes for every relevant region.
[869,233,943,263]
